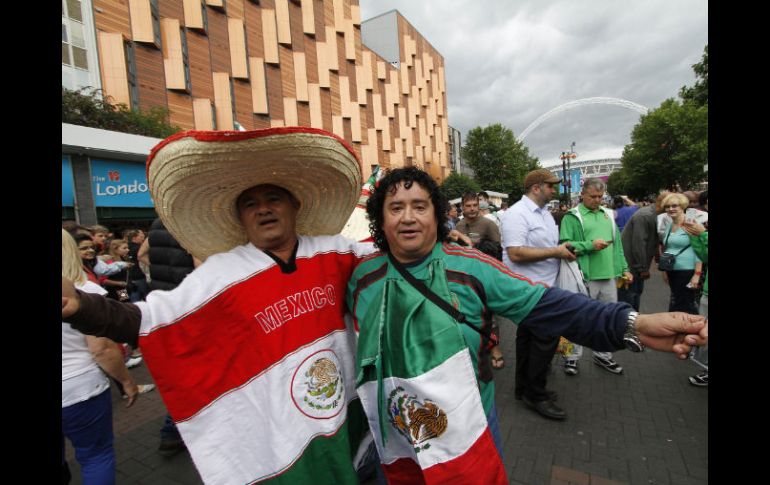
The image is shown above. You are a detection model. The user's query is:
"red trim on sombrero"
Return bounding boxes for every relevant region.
[145,126,361,179]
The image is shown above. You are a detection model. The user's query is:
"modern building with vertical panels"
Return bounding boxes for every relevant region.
[67,0,450,184]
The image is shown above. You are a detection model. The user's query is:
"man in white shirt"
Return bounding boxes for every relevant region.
[499,169,577,420]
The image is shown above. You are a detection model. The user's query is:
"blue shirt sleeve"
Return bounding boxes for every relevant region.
[519,287,631,351]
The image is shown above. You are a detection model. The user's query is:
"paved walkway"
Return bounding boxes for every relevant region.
[64,266,707,484]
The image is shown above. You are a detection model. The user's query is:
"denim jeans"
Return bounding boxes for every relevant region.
[356,438,388,485]
[487,403,504,459]
[160,414,182,441]
[61,389,115,485]
[691,295,708,368]
[129,278,149,302]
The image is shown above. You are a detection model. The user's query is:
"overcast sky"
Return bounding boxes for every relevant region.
[359,0,708,168]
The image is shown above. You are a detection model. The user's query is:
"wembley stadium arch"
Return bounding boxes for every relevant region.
[517,97,648,200]
[519,97,649,141]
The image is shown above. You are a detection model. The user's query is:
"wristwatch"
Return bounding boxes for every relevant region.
[623,311,645,352]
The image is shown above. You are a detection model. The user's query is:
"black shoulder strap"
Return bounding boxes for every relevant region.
[665,226,691,256]
[387,253,498,346]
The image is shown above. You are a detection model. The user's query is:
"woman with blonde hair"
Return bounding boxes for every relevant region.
[659,193,702,314]
[62,229,139,484]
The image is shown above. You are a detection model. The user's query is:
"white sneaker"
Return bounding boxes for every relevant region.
[593,355,624,374]
[125,356,143,369]
[564,359,579,376]
[123,384,156,399]
[138,384,156,394]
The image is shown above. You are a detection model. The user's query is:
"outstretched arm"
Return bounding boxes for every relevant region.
[518,287,706,359]
[63,276,142,348]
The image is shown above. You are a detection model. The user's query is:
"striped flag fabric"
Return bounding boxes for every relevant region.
[341,165,382,242]
[136,236,372,485]
[355,258,508,485]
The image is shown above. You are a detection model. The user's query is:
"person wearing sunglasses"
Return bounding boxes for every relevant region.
[499,169,576,420]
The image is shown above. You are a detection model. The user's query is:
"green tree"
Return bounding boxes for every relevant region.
[620,98,707,195]
[462,124,539,200]
[439,172,480,200]
[606,169,630,197]
[62,87,182,138]
[679,45,708,107]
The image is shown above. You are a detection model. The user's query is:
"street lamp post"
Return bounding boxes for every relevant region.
[560,142,577,202]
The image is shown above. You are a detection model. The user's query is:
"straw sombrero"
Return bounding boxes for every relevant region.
[147,127,362,261]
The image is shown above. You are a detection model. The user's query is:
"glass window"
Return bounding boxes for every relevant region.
[181,28,191,92]
[70,22,85,48]
[151,0,161,47]
[62,42,71,65]
[125,42,140,110]
[73,46,88,69]
[201,2,208,33]
[66,0,82,22]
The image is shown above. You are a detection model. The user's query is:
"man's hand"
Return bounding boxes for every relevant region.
[681,220,706,236]
[640,271,651,280]
[688,273,701,289]
[623,271,634,284]
[122,379,139,408]
[555,243,577,261]
[635,312,708,359]
[592,239,609,251]
[62,276,81,319]
[448,229,472,247]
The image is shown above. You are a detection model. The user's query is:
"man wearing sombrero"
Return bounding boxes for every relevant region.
[62,128,377,485]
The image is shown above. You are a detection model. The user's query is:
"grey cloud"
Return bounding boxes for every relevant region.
[360,0,707,163]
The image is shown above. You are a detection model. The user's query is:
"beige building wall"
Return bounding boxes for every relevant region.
[91,0,450,181]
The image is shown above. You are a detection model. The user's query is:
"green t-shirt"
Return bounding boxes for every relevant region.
[559,205,629,281]
[347,242,546,416]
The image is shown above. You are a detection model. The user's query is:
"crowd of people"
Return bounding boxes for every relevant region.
[61,127,708,485]
[61,221,193,483]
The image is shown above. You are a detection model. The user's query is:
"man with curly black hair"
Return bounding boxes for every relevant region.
[365,166,450,256]
[346,166,707,485]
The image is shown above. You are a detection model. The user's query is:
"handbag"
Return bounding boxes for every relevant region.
[658,226,690,272]
[112,261,131,302]
[115,287,130,302]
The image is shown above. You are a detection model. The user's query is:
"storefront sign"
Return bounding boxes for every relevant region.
[62,155,75,206]
[90,159,154,207]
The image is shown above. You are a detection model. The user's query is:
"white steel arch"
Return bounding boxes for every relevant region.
[519,97,649,141]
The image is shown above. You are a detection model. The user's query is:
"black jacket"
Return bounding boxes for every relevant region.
[147,218,195,291]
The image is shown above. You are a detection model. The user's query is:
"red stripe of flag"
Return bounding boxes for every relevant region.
[382,427,507,485]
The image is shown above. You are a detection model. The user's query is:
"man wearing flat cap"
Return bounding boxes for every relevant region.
[62,128,376,485]
[499,169,577,420]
